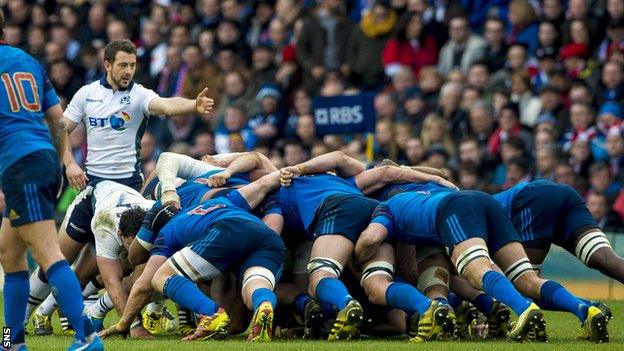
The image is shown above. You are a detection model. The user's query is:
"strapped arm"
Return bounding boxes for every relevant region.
[355,166,458,195]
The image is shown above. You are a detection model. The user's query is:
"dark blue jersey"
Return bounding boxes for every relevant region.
[0,43,60,175]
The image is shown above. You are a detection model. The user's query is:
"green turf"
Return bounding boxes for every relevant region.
[2,298,623,350]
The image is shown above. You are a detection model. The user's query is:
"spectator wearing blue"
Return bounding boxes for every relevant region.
[507,0,539,56]
[248,83,285,145]
[215,105,257,153]
[592,102,623,161]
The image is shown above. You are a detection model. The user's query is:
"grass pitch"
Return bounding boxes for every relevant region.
[2,298,623,350]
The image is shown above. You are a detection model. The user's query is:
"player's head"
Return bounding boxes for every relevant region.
[104,39,137,90]
[119,206,147,250]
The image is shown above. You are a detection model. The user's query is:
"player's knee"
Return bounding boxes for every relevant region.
[575,230,612,266]
[307,257,343,281]
[586,246,615,270]
[454,245,491,289]
[242,266,276,292]
[361,261,394,305]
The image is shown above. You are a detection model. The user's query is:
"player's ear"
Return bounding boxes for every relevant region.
[104,60,112,71]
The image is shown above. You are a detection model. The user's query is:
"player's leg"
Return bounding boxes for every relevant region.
[0,218,30,349]
[152,246,228,341]
[290,240,323,338]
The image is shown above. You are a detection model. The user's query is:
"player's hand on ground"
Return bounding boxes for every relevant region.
[208,171,231,187]
[130,325,155,339]
[195,87,214,115]
[99,322,129,339]
[161,190,181,209]
[66,161,88,189]
[279,166,301,187]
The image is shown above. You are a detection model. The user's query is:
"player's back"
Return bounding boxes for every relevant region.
[0,44,58,174]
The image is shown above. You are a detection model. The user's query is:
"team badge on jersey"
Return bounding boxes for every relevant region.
[110,111,131,131]
[120,96,131,105]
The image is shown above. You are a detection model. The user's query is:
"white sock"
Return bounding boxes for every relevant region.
[81,281,101,308]
[26,267,51,320]
[87,292,114,319]
[37,293,57,317]
[145,300,165,315]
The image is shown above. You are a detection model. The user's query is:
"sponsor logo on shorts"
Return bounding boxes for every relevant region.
[69,222,86,233]
[9,209,19,220]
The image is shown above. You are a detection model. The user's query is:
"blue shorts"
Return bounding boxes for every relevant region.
[189,218,286,283]
[87,172,143,192]
[142,177,161,200]
[64,188,95,244]
[511,182,598,253]
[437,190,519,254]
[311,194,380,243]
[2,150,61,226]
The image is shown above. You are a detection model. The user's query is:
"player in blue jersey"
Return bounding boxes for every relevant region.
[99,172,284,342]
[275,152,453,341]
[0,14,102,351]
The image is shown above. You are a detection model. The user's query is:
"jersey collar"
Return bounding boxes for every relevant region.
[99,75,134,91]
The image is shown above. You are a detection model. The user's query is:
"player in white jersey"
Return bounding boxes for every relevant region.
[29,181,154,335]
[62,39,214,191]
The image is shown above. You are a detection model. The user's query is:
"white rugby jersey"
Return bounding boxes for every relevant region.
[64,77,159,178]
[91,181,154,260]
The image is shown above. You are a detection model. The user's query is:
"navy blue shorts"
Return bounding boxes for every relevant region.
[142,177,161,200]
[437,190,520,254]
[87,172,143,192]
[64,188,95,244]
[511,181,598,253]
[311,194,380,243]
[2,150,61,226]
[189,218,286,283]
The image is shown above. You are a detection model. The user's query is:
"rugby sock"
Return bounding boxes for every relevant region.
[251,288,278,310]
[146,300,165,315]
[314,277,351,310]
[447,292,462,309]
[539,280,589,322]
[385,282,432,316]
[294,293,312,315]
[4,271,29,345]
[81,281,101,308]
[88,291,114,319]
[481,271,532,316]
[26,267,51,320]
[46,260,88,341]
[163,275,218,316]
[474,293,496,314]
[37,292,57,316]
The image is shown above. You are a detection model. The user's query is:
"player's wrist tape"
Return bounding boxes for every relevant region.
[295,164,307,175]
[161,190,180,204]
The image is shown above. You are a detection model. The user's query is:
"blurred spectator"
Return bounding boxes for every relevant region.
[597,61,624,106]
[107,20,130,42]
[503,157,530,190]
[587,192,624,231]
[569,138,594,179]
[598,19,624,63]
[297,0,353,92]
[215,71,259,124]
[157,47,185,97]
[375,119,400,161]
[458,162,482,190]
[191,129,216,159]
[507,0,539,56]
[347,1,396,89]
[251,45,278,88]
[510,71,541,127]
[605,127,624,182]
[588,162,622,199]
[215,105,256,153]
[488,103,533,157]
[438,15,486,76]
[555,161,580,190]
[382,12,436,79]
[421,113,456,159]
[468,101,495,146]
[374,92,399,121]
[492,137,525,186]
[181,45,222,104]
[542,0,565,29]
[538,21,561,51]
[137,21,167,78]
[404,137,425,166]
[49,60,81,102]
[534,145,558,180]
[282,139,308,166]
[140,132,159,176]
[482,18,507,73]
[295,114,318,148]
[248,0,275,48]
[247,84,284,145]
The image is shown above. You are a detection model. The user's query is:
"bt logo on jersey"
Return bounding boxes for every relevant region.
[88,111,132,131]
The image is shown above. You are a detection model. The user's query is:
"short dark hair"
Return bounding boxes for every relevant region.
[119,206,147,238]
[104,39,137,64]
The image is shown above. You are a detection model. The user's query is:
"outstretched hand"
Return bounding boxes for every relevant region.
[195,87,214,115]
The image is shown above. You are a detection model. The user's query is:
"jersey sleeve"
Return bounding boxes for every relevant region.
[136,203,158,251]
[138,85,159,116]
[40,69,60,111]
[260,192,282,217]
[225,190,252,212]
[94,227,122,260]
[63,86,87,123]
[150,232,171,257]
[370,203,395,239]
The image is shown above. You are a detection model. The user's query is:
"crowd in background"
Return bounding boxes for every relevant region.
[2,0,624,230]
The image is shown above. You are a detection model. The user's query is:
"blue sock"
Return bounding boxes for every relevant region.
[385,282,432,316]
[539,280,588,322]
[481,271,532,316]
[314,278,351,310]
[447,292,462,309]
[474,293,496,314]
[251,288,277,311]
[46,260,87,341]
[294,293,312,315]
[4,271,29,345]
[163,275,218,316]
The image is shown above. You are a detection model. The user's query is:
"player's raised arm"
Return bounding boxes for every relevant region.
[43,104,67,162]
[148,87,214,117]
[355,166,458,195]
[355,223,389,264]
[208,152,275,187]
[280,151,365,186]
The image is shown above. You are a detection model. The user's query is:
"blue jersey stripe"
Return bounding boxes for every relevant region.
[446,217,460,243]
[22,184,34,221]
[452,215,467,241]
[30,184,43,221]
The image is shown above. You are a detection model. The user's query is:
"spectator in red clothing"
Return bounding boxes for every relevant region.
[382,13,437,78]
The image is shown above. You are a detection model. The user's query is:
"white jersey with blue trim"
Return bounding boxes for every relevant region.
[64,77,158,179]
[91,181,154,260]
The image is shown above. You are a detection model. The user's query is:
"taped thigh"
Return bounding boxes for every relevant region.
[417,266,450,292]
[307,257,343,278]
[455,245,490,277]
[168,247,222,282]
[503,258,534,283]
[575,230,612,265]
[242,266,276,291]
[360,261,395,285]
